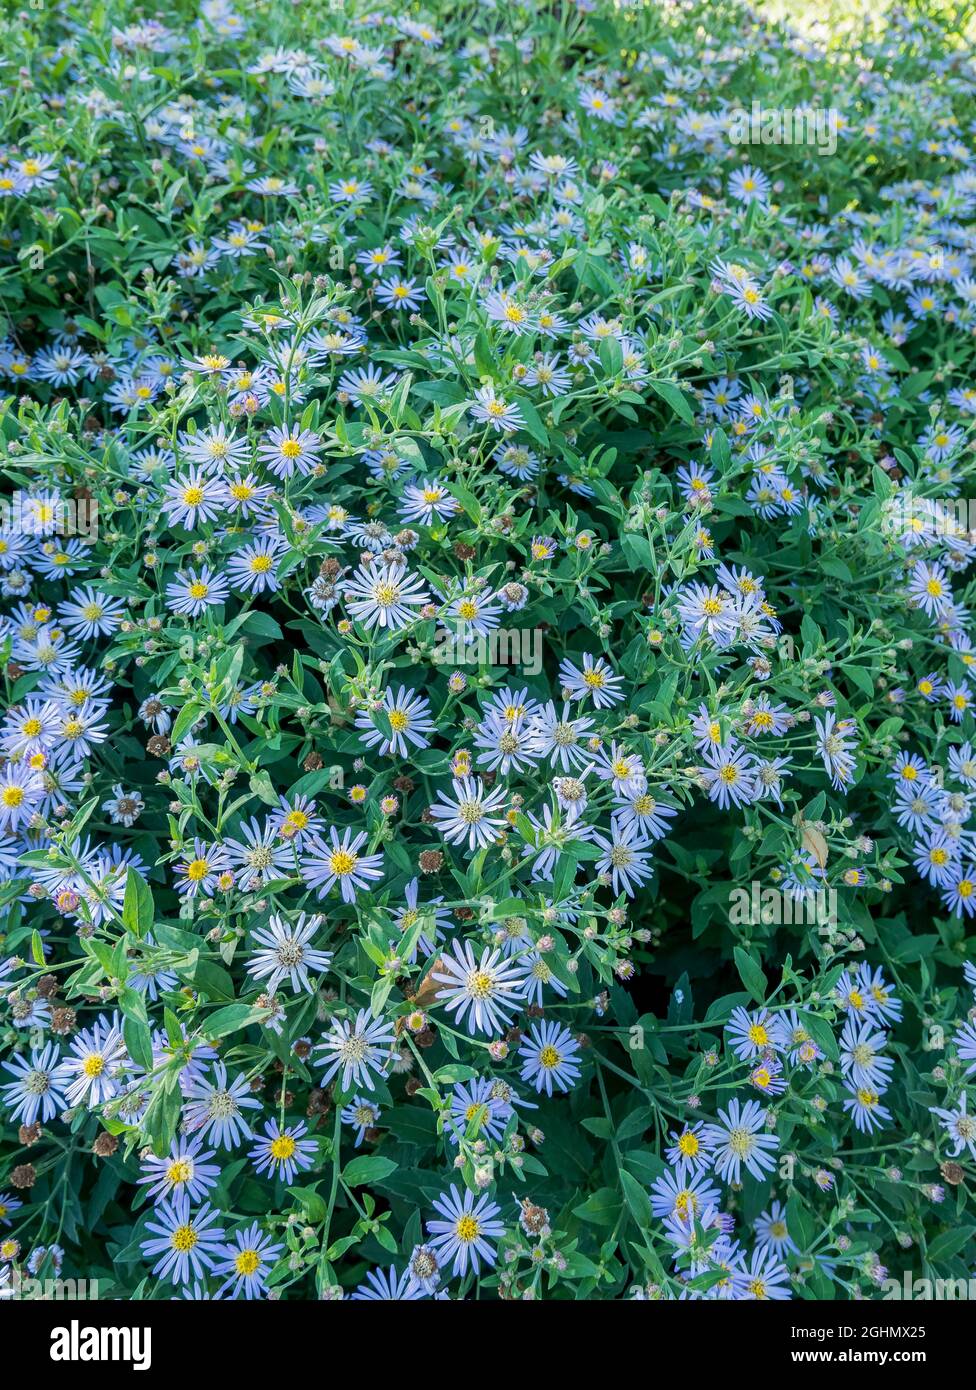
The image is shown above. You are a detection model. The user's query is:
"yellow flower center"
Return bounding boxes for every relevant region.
[460,961,492,998]
[455,1215,480,1243]
[171,1225,198,1253]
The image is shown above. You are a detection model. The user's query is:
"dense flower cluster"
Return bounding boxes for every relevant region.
[0,0,974,1302]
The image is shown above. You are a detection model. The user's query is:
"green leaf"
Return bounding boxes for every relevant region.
[142,1071,182,1154]
[844,663,876,699]
[573,1187,621,1226]
[171,701,202,744]
[287,1185,327,1222]
[122,868,154,938]
[122,1014,154,1072]
[619,1168,654,1232]
[516,396,549,446]
[248,770,279,807]
[648,377,695,424]
[342,1155,398,1187]
[204,1003,266,1038]
[432,1064,479,1083]
[733,947,767,1004]
[797,1010,839,1062]
[926,1226,976,1264]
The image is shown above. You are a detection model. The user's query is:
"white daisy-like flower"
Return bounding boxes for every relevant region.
[247,912,333,994]
[431,939,528,1037]
[342,561,431,632]
[428,776,509,852]
[314,1009,397,1093]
